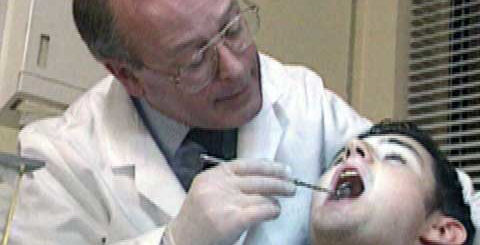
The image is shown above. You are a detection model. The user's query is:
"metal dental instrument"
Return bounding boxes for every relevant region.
[199,154,334,194]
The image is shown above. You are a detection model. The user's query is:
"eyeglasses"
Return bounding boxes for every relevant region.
[143,0,260,94]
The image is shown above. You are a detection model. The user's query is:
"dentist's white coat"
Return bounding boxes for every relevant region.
[12,54,370,245]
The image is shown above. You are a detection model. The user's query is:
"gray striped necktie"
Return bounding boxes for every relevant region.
[172,128,237,190]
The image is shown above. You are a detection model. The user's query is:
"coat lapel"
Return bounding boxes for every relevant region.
[237,102,286,161]
[132,133,186,217]
[238,55,288,161]
[102,79,185,218]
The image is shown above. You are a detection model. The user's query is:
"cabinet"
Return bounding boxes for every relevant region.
[0,0,107,128]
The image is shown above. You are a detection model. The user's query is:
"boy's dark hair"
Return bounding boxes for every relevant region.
[358,120,475,245]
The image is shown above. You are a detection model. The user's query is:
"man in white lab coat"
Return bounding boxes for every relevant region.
[11,0,370,244]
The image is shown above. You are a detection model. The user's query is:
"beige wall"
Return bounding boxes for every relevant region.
[350,0,410,122]
[255,0,354,99]
[0,126,17,153]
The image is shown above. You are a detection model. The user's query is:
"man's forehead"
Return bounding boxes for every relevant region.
[163,0,238,53]
[112,0,234,57]
[113,0,211,30]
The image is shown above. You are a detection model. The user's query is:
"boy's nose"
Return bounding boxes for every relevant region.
[345,139,373,164]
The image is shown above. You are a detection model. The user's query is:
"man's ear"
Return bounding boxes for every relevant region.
[103,59,145,97]
[420,213,467,245]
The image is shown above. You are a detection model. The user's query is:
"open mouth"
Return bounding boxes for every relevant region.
[331,168,365,200]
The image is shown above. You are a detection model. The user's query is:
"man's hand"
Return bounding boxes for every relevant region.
[167,159,296,245]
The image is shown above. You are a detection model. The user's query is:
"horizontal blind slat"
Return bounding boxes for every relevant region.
[440,140,480,151]
[410,22,480,45]
[412,0,450,10]
[449,154,480,162]
[458,165,480,174]
[409,104,480,121]
[409,69,480,87]
[410,35,479,55]
[408,81,480,99]
[472,178,480,185]
[408,93,480,110]
[411,12,480,34]
[410,46,480,66]
[409,56,480,77]
[412,2,480,20]
[432,129,480,140]
[419,116,480,130]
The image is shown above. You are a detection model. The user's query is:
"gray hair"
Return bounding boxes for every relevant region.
[72,0,143,68]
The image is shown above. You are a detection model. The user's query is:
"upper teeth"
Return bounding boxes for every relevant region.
[340,170,360,179]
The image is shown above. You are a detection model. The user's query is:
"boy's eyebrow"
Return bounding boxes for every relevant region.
[383,138,422,159]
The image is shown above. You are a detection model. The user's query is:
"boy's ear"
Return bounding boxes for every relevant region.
[420,213,467,245]
[103,59,145,97]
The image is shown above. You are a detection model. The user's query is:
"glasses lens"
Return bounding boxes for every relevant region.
[224,12,257,53]
[177,47,218,93]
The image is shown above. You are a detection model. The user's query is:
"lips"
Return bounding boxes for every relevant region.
[330,167,365,200]
[215,80,250,101]
[217,88,245,101]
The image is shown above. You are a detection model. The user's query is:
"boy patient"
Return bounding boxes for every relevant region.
[310,122,476,245]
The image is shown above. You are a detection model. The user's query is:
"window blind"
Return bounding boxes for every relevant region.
[409,0,480,189]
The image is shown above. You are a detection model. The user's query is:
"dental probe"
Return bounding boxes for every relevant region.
[199,154,334,194]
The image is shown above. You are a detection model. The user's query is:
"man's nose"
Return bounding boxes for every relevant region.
[345,139,373,164]
[216,42,245,81]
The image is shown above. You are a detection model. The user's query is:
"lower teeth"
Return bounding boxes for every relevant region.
[334,182,352,199]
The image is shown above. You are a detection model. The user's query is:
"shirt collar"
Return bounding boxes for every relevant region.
[138,98,190,161]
